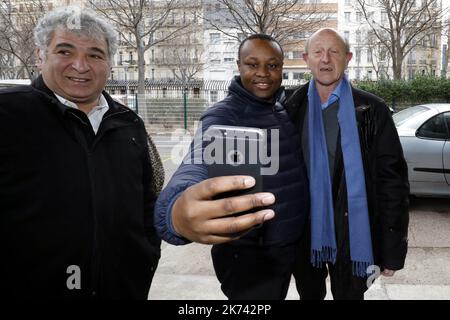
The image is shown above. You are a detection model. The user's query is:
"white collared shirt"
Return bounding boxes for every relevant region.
[54,93,109,134]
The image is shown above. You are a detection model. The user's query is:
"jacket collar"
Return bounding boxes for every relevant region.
[228,76,284,108]
[31,75,124,115]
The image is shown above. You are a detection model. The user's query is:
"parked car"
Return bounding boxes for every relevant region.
[393,104,450,197]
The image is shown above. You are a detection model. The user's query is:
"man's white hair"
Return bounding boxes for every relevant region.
[34,6,118,61]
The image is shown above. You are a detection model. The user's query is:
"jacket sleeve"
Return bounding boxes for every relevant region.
[142,127,162,252]
[373,103,410,270]
[153,111,234,245]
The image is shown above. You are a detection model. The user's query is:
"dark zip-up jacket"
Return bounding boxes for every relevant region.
[0,76,161,299]
[285,83,409,271]
[154,76,309,247]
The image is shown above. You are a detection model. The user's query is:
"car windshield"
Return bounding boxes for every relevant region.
[393,105,429,127]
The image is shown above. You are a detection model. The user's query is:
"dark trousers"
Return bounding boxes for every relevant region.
[211,243,298,300]
[293,216,368,300]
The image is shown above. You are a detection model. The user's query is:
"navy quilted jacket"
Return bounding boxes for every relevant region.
[154,76,309,247]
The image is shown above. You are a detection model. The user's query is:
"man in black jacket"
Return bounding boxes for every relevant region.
[0,7,161,299]
[285,28,409,300]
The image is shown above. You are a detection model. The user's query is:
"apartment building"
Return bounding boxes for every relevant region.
[2,0,449,81]
[201,0,339,81]
[282,0,338,81]
[339,0,445,80]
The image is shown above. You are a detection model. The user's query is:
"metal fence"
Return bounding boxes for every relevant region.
[0,78,304,133]
[104,79,304,133]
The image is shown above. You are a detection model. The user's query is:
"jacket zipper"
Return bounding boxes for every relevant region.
[85,108,133,297]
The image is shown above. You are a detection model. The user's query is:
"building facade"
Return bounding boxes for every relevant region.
[2,0,449,81]
[339,0,445,80]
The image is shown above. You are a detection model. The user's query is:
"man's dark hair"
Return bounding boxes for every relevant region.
[238,34,284,60]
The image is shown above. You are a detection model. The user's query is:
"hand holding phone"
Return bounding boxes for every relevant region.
[204,125,267,214]
[171,175,275,244]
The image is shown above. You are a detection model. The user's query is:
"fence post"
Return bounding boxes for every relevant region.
[183,87,187,131]
[135,93,138,114]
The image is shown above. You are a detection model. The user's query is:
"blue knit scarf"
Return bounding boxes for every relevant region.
[308,76,374,277]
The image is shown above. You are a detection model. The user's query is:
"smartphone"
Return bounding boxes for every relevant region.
[204,125,265,202]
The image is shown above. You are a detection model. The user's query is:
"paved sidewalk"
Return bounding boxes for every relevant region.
[148,207,450,300]
[148,242,450,300]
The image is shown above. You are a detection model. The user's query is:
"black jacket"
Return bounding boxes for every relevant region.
[0,76,161,299]
[285,83,409,271]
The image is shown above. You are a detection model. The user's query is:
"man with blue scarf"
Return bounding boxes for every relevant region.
[285,28,410,300]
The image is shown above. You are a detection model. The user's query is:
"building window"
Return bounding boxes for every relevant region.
[344,12,351,23]
[355,49,361,64]
[292,51,302,59]
[367,49,372,63]
[210,33,221,44]
[408,51,416,64]
[356,11,362,22]
[430,34,437,47]
[344,31,350,42]
[293,72,302,80]
[283,72,289,80]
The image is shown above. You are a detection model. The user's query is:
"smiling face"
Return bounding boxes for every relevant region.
[303,29,352,98]
[37,28,111,113]
[237,38,283,101]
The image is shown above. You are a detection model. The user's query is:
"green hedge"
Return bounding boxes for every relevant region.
[355,76,450,111]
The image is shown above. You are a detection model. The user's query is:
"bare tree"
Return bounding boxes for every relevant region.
[0,0,46,79]
[355,0,446,80]
[89,0,194,94]
[366,31,391,80]
[440,19,450,78]
[164,31,205,83]
[0,41,17,79]
[203,0,333,46]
